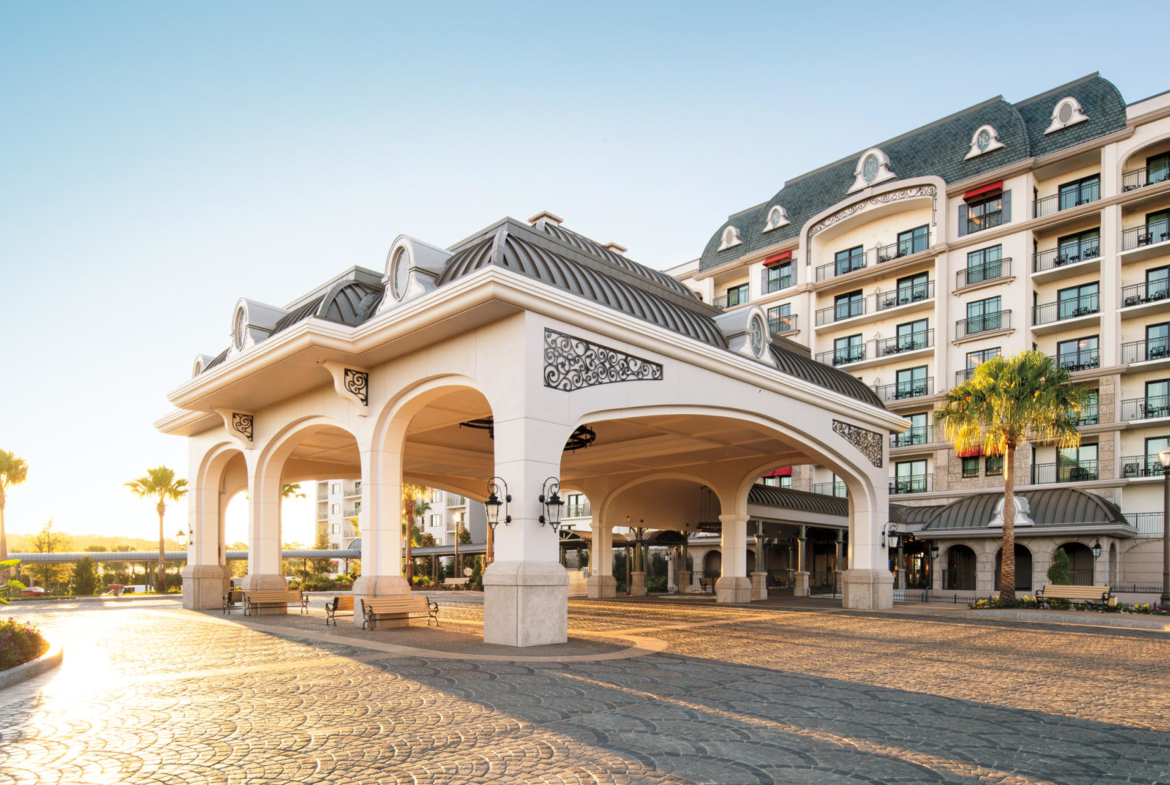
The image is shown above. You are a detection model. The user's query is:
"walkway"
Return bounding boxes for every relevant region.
[2,597,1168,784]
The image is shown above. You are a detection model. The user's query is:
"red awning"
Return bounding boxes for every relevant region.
[762,467,792,478]
[956,445,983,458]
[764,251,792,267]
[963,181,1003,202]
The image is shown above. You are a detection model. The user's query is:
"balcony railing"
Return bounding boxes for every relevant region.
[891,426,932,448]
[812,482,848,498]
[343,505,362,517]
[874,377,934,403]
[760,268,794,294]
[1121,336,1170,364]
[890,474,932,494]
[344,483,361,497]
[1121,394,1170,421]
[1033,243,1101,273]
[875,330,933,357]
[1123,280,1170,308]
[1122,218,1170,251]
[713,292,749,310]
[874,231,931,263]
[957,258,1011,289]
[1077,403,1099,426]
[815,345,866,367]
[816,299,865,326]
[1122,163,1170,192]
[1031,461,1098,484]
[447,495,467,507]
[1125,512,1164,535]
[1033,294,1099,326]
[769,314,798,334]
[874,280,934,311]
[956,310,1010,339]
[565,501,592,518]
[1032,182,1100,218]
[816,254,866,282]
[966,210,1004,235]
[317,491,329,501]
[1052,348,1099,372]
[1121,456,1164,479]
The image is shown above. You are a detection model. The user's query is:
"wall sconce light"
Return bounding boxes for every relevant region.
[882,522,900,550]
[930,542,940,560]
[1092,538,1102,558]
[484,477,511,531]
[539,477,565,532]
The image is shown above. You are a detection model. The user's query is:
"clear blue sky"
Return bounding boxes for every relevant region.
[3,1,1168,545]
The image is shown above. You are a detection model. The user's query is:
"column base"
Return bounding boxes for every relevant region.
[715,576,752,604]
[629,571,647,596]
[181,564,230,610]
[793,571,810,597]
[586,574,617,599]
[483,561,568,647]
[677,570,692,594]
[242,573,288,591]
[750,571,768,601]
[842,569,894,610]
[567,568,589,598]
[351,575,411,627]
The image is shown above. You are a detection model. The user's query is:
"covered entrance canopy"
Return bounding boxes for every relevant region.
[158,213,905,646]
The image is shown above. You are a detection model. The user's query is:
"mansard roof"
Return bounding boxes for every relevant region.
[922,487,1130,531]
[700,74,1128,273]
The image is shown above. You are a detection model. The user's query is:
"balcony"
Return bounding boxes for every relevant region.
[760,268,795,295]
[447,495,467,507]
[955,310,1011,340]
[1032,243,1100,275]
[1032,294,1100,331]
[1122,164,1170,192]
[1052,348,1099,373]
[317,491,329,501]
[1121,337,1170,365]
[966,210,1004,236]
[816,299,865,327]
[814,233,933,284]
[874,280,934,312]
[1125,512,1164,535]
[891,426,932,449]
[874,377,934,404]
[1122,218,1170,252]
[812,481,848,498]
[1032,182,1100,219]
[769,314,798,334]
[956,258,1011,290]
[343,505,362,518]
[874,231,930,264]
[1077,403,1099,426]
[1031,461,1098,484]
[565,501,592,518]
[1121,394,1170,421]
[815,254,866,283]
[712,292,749,310]
[815,344,866,367]
[875,330,933,358]
[344,483,361,498]
[1121,455,1167,479]
[889,474,932,494]
[816,284,934,330]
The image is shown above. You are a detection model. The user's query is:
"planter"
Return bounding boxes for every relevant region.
[0,641,63,690]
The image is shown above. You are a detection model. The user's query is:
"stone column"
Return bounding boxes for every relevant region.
[352,444,408,625]
[482,416,568,647]
[678,537,691,594]
[182,445,233,610]
[793,524,810,597]
[841,476,894,609]
[834,529,846,596]
[715,513,752,603]
[751,521,767,600]
[586,518,616,598]
[243,453,286,592]
[630,570,647,596]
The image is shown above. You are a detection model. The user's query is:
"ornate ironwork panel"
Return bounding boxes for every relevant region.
[543,329,663,392]
[232,413,254,442]
[832,419,883,468]
[344,368,369,406]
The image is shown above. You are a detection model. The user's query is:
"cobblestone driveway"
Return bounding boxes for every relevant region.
[1,598,1167,784]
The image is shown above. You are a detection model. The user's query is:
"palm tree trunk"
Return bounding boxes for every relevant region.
[1,491,8,570]
[157,499,167,595]
[1001,448,1017,603]
[405,525,413,583]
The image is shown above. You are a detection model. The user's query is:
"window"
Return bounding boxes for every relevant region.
[967,194,1003,234]
[1147,209,1170,246]
[430,514,442,529]
[894,460,928,493]
[1056,336,1098,371]
[332,483,340,494]
[1056,229,1100,265]
[767,303,793,333]
[895,412,928,447]
[1058,444,1097,481]
[962,457,979,478]
[719,226,741,250]
[764,205,789,231]
[897,225,930,256]
[330,523,340,534]
[765,262,792,292]
[895,366,928,399]
[965,246,1003,286]
[1056,283,1099,320]
[966,297,1002,333]
[1149,153,1170,187]
[725,283,749,307]
[833,334,863,365]
[1058,175,1100,211]
[896,272,930,305]
[779,475,792,489]
[835,245,864,277]
[1147,266,1170,301]
[834,290,864,321]
[966,347,1001,371]
[1146,380,1169,419]
[896,319,929,351]
[331,503,339,514]
[1078,389,1099,425]
[1148,323,1170,360]
[762,476,778,487]
[985,455,1003,476]
[1146,437,1170,474]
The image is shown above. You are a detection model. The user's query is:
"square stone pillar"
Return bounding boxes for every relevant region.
[842,476,894,610]
[677,570,692,594]
[751,571,768,600]
[243,456,289,592]
[793,571,810,597]
[716,513,752,603]
[182,443,233,610]
[629,571,647,596]
[587,522,617,598]
[352,445,408,625]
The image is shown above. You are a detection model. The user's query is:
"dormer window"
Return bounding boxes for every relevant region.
[965,124,1005,159]
[233,307,246,351]
[1045,97,1089,135]
[848,148,896,193]
[718,225,742,251]
[764,206,789,232]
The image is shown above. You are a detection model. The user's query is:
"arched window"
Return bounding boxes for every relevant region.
[764,205,789,232]
[995,544,1033,591]
[965,124,1005,159]
[1045,97,1089,135]
[944,544,977,590]
[718,225,742,251]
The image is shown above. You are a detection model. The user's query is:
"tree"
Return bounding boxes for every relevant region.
[934,351,1089,603]
[31,520,71,591]
[125,466,188,594]
[402,484,427,581]
[310,528,333,575]
[72,556,98,596]
[282,483,305,499]
[1047,548,1072,585]
[0,450,29,572]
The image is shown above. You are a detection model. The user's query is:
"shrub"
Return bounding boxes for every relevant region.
[0,618,49,671]
[1047,548,1071,585]
[71,556,98,597]
[646,576,668,593]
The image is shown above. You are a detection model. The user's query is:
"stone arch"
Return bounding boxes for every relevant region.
[1114,129,1170,186]
[703,550,722,576]
[182,441,247,608]
[1057,541,1095,585]
[944,544,977,591]
[994,543,1034,592]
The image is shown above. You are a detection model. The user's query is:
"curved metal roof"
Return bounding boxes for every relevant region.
[318,280,384,326]
[748,484,848,516]
[768,345,885,408]
[536,221,696,298]
[924,488,1131,530]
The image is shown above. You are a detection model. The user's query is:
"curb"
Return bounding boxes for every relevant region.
[0,642,63,690]
[970,609,1170,631]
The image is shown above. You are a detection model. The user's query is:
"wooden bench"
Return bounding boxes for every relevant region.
[698,577,716,594]
[242,589,308,616]
[361,596,439,630]
[1035,584,1113,608]
[223,589,244,615]
[443,578,469,589]
[324,595,354,626]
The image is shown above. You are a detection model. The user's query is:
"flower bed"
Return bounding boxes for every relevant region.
[969,596,1170,614]
[0,618,49,671]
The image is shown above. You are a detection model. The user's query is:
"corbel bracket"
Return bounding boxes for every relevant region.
[214,408,255,450]
[321,361,370,416]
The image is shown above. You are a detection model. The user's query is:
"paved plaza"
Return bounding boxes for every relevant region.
[1,597,1167,785]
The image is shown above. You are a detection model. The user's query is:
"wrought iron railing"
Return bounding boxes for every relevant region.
[713,292,749,310]
[957,258,1010,289]
[816,254,866,282]
[1121,394,1170,421]
[1125,512,1164,535]
[344,483,362,497]
[1120,455,1164,478]
[1033,243,1101,273]
[874,377,934,403]
[1030,461,1098,484]
[812,482,848,498]
[956,310,1010,339]
[1122,163,1170,192]
[808,571,842,595]
[816,299,865,326]
[1032,181,1100,218]
[1077,403,1099,426]
[1052,348,1099,372]
[891,426,932,448]
[1121,336,1170,364]
[889,474,932,494]
[1122,218,1170,251]
[761,268,794,294]
[1122,280,1170,308]
[874,231,931,263]
[317,491,329,501]
[769,314,798,334]
[815,345,866,367]
[966,210,1004,235]
[1067,569,1096,586]
[343,505,362,517]
[1033,294,1099,325]
[874,280,934,311]
[446,495,466,507]
[876,330,933,357]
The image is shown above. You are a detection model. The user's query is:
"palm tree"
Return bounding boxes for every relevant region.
[125,467,188,594]
[933,351,1090,602]
[402,484,427,582]
[0,451,29,571]
[282,483,305,499]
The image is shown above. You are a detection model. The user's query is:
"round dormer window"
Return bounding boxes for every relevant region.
[391,248,410,300]
[233,308,246,351]
[749,314,766,358]
[976,129,991,152]
[1058,101,1073,124]
[862,155,880,183]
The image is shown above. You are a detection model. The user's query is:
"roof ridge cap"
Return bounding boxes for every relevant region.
[1012,72,1102,107]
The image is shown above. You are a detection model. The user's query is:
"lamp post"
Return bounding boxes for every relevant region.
[1159,450,1170,608]
[927,542,939,601]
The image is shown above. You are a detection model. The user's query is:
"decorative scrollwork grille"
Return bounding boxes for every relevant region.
[543,329,663,392]
[832,420,883,468]
[343,369,369,406]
